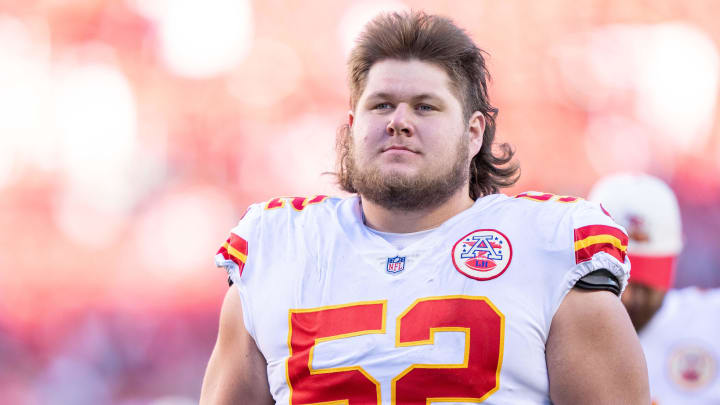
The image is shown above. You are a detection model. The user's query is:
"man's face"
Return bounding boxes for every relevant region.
[621,282,666,332]
[347,59,484,210]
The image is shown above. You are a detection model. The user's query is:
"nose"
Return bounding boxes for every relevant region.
[386,103,413,137]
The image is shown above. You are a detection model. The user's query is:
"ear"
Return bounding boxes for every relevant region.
[468,111,485,157]
[348,110,355,127]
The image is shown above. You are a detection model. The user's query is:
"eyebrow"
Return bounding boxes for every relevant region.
[365,92,444,103]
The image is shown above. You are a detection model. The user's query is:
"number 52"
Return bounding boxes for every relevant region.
[286,296,505,404]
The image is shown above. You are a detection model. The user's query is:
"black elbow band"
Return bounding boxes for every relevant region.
[574,269,621,296]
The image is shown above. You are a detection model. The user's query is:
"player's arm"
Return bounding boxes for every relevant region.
[546,288,650,405]
[200,285,274,405]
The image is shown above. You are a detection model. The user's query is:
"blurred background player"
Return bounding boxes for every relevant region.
[589,173,720,404]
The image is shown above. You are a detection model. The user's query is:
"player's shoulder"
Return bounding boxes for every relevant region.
[223,194,342,248]
[501,191,630,295]
[237,195,342,225]
[499,190,628,262]
[216,195,343,283]
[497,190,610,223]
[508,190,588,210]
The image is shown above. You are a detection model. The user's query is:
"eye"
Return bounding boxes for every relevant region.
[417,104,435,112]
[374,102,392,110]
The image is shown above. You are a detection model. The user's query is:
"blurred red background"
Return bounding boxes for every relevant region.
[1,0,719,403]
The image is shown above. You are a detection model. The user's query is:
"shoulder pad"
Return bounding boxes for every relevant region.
[262,195,331,212]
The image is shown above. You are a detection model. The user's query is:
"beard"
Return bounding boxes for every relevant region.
[346,133,470,211]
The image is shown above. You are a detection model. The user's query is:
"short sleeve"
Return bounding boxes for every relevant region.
[564,200,631,294]
[215,204,262,286]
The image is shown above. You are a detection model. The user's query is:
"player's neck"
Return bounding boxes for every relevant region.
[360,186,475,233]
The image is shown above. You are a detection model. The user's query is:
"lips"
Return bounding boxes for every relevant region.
[383,145,418,153]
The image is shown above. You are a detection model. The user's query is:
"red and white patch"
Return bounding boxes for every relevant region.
[668,344,716,391]
[452,229,512,281]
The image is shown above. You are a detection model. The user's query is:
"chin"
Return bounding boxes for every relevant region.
[379,165,421,179]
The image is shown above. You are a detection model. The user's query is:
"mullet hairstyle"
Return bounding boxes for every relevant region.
[336,10,519,199]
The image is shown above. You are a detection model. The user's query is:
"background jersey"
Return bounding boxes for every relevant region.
[640,288,720,405]
[215,192,630,404]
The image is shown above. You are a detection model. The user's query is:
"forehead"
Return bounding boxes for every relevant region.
[361,59,458,101]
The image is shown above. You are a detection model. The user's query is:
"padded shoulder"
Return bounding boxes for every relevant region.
[260,195,334,213]
[215,203,264,284]
[215,195,340,284]
[510,191,631,294]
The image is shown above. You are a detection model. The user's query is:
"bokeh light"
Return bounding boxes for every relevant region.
[148,0,254,78]
[227,38,303,109]
[0,14,52,186]
[1,2,719,403]
[53,61,138,247]
[633,23,719,151]
[584,114,653,175]
[338,1,409,56]
[135,186,235,278]
[548,22,720,178]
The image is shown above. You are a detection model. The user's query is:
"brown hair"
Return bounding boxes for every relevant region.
[336,10,519,199]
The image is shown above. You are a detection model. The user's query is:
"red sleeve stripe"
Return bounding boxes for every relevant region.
[228,234,248,256]
[216,234,249,273]
[574,224,628,244]
[574,225,628,264]
[576,243,625,264]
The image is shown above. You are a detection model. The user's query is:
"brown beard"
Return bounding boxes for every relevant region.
[346,133,470,211]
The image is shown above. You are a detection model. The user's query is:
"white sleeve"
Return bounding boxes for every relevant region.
[563,200,631,294]
[214,203,263,336]
[215,204,262,283]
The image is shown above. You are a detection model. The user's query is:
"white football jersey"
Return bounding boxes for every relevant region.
[640,288,720,405]
[216,192,630,404]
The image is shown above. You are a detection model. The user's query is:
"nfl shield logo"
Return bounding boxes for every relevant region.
[386,256,406,274]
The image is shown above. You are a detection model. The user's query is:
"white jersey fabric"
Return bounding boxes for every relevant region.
[640,288,720,405]
[366,226,437,250]
[215,192,630,404]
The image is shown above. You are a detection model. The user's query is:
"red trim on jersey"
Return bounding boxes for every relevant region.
[216,245,231,264]
[574,224,628,244]
[599,203,613,219]
[228,234,248,256]
[306,195,328,204]
[576,243,625,264]
[628,254,676,291]
[217,234,249,276]
[514,192,553,201]
[290,197,306,211]
[574,225,628,264]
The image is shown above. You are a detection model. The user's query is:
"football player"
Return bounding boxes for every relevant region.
[201,11,649,404]
[589,173,720,404]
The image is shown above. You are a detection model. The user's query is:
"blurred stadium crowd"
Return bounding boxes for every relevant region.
[1,0,719,403]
